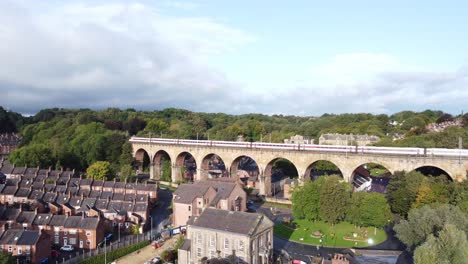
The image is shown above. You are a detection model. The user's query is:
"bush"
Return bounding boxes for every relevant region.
[80,240,150,264]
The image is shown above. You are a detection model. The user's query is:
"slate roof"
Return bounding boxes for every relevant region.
[190,208,273,236]
[112,193,124,201]
[114,182,126,189]
[17,230,41,245]
[33,213,53,226]
[69,197,83,208]
[56,193,71,205]
[92,180,103,187]
[136,194,148,203]
[54,185,67,193]
[43,184,55,192]
[42,192,57,203]
[133,203,147,212]
[79,198,97,211]
[49,215,67,227]
[61,170,75,178]
[19,178,33,188]
[68,178,80,187]
[0,163,14,174]
[0,208,20,221]
[15,188,31,198]
[32,181,44,190]
[28,190,44,201]
[95,199,109,210]
[89,190,101,198]
[103,181,115,188]
[1,185,16,195]
[79,178,93,186]
[17,211,36,224]
[64,216,82,228]
[173,184,211,204]
[100,191,113,200]
[124,193,136,201]
[80,217,100,229]
[11,167,26,175]
[24,168,38,177]
[37,169,49,177]
[0,229,23,244]
[77,188,90,197]
[57,177,69,185]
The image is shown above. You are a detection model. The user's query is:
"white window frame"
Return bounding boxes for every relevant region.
[209,235,215,247]
[197,247,202,257]
[238,240,244,252]
[197,233,202,244]
[224,238,229,250]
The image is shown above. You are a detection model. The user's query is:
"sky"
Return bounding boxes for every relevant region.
[1,0,468,116]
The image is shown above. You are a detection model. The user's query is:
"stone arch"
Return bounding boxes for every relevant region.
[134,148,150,173]
[174,151,197,182]
[263,157,299,197]
[412,165,453,181]
[230,155,260,183]
[200,153,228,180]
[152,150,172,181]
[350,163,392,192]
[304,160,343,181]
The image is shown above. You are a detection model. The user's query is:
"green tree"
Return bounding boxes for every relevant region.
[386,171,425,216]
[161,160,172,182]
[319,175,351,224]
[87,161,114,180]
[414,224,468,264]
[119,164,134,181]
[0,251,15,264]
[291,177,324,221]
[394,204,468,250]
[9,143,56,168]
[346,192,393,227]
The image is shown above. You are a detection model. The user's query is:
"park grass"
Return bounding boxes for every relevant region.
[159,183,177,191]
[274,219,387,248]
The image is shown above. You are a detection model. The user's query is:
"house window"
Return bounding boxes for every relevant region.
[25,247,30,254]
[55,236,59,244]
[70,238,76,245]
[197,248,202,257]
[210,250,216,258]
[209,235,215,247]
[188,206,191,211]
[224,238,229,250]
[18,247,22,254]
[86,231,91,236]
[238,240,244,252]
[196,233,202,244]
[64,231,68,235]
[87,240,91,245]
[8,246,12,252]
[69,230,77,235]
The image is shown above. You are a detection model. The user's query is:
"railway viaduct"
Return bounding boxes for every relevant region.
[131,138,468,195]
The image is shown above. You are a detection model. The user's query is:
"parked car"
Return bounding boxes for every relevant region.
[40,258,49,264]
[60,245,74,252]
[51,250,60,258]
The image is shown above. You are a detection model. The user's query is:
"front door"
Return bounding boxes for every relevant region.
[63,238,68,245]
[79,240,83,249]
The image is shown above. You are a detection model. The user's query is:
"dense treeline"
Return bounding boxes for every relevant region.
[1,107,467,174]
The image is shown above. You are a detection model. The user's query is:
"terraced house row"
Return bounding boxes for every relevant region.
[0,160,158,252]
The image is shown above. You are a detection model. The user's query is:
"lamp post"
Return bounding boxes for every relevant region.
[104,236,107,264]
[150,216,153,241]
[118,223,121,243]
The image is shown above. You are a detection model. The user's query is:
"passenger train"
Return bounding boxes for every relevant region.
[129,137,468,158]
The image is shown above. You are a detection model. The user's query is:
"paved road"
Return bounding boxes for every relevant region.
[115,235,179,264]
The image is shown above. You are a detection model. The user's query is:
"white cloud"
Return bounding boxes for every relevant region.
[0,0,252,113]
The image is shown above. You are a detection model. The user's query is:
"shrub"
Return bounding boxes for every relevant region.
[80,240,149,264]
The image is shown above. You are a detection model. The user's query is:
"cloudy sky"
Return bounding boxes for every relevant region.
[1,0,468,116]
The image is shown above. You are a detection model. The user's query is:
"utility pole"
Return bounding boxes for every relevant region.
[104,238,107,264]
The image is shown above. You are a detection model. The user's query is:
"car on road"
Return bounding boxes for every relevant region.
[60,245,74,252]
[40,258,49,264]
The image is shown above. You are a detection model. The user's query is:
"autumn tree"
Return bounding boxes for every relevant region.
[87,161,114,180]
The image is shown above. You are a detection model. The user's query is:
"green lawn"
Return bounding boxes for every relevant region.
[274,219,387,248]
[263,201,292,209]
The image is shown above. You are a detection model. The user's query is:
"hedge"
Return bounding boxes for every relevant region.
[80,240,150,264]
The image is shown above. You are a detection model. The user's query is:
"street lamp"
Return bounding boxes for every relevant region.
[104,237,107,264]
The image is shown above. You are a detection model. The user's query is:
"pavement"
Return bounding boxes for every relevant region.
[114,235,180,264]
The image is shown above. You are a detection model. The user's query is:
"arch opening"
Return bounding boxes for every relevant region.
[134,149,150,174]
[175,152,197,182]
[305,160,343,181]
[351,163,391,193]
[201,154,227,180]
[153,150,171,181]
[230,155,260,188]
[264,158,298,198]
[413,166,452,181]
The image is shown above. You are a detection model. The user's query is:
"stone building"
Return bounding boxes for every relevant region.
[178,208,274,264]
[318,133,380,146]
[283,135,313,144]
